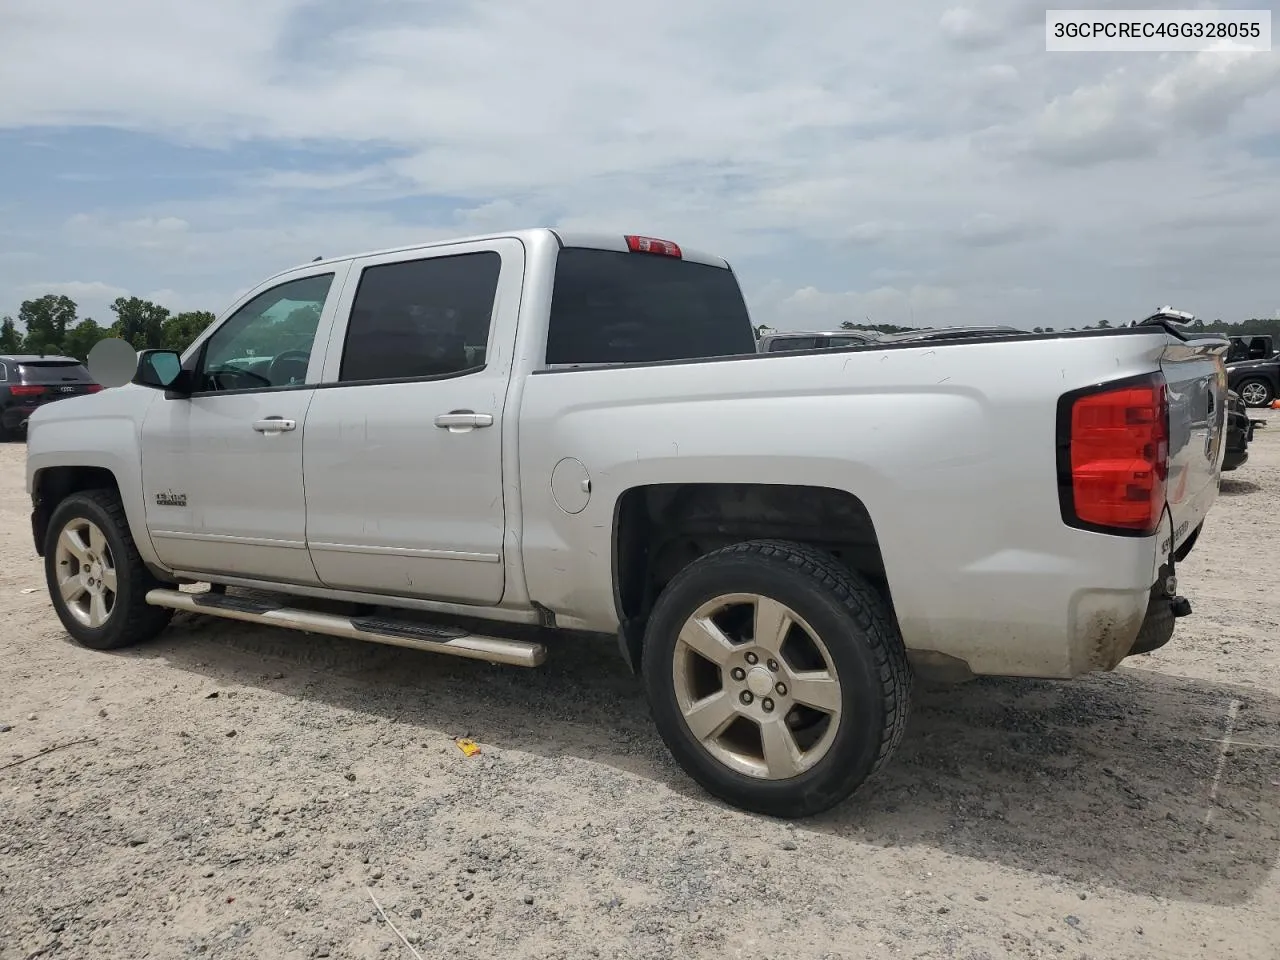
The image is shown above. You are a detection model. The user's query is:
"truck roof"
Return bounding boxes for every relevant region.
[265,228,732,287]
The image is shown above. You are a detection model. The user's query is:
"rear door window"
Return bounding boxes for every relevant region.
[546,248,756,366]
[339,252,501,383]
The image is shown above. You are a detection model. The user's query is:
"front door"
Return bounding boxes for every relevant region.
[141,267,347,584]
[303,240,523,604]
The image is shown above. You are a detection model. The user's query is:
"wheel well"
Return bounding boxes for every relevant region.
[613,483,891,645]
[32,466,119,557]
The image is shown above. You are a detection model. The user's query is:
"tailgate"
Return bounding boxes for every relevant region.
[1160,336,1230,553]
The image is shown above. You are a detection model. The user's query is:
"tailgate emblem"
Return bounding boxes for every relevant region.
[59,386,74,393]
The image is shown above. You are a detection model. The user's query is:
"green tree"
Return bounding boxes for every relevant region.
[0,317,21,352]
[1095,318,1111,329]
[163,310,217,352]
[841,320,913,334]
[109,297,169,350]
[19,294,78,353]
[61,318,108,361]
[235,304,320,357]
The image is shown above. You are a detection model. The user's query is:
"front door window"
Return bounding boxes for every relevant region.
[197,274,334,392]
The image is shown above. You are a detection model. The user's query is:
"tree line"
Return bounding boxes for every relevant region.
[0,294,217,361]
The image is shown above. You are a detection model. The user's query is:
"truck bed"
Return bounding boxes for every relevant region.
[517,324,1228,678]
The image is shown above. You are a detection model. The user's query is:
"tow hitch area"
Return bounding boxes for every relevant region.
[1126,572,1191,659]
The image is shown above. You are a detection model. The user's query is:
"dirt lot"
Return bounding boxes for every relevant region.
[1,413,1278,960]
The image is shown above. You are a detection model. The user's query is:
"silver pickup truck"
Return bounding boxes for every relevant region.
[25,228,1230,818]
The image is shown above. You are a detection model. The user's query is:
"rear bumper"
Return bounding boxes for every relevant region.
[897,507,1204,680]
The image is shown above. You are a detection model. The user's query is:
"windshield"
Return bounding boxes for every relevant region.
[546,248,756,366]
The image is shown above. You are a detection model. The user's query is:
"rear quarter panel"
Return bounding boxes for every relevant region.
[517,332,1176,678]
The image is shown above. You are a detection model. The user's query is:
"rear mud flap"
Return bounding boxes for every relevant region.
[1126,563,1193,659]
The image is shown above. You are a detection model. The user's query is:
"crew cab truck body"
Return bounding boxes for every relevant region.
[26,228,1229,818]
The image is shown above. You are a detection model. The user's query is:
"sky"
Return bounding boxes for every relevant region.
[1,0,1278,333]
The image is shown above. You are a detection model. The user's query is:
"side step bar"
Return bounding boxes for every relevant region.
[145,589,547,668]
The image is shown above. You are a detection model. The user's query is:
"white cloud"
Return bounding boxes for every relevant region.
[19,280,129,303]
[0,0,1277,330]
[939,6,1002,48]
[772,283,962,329]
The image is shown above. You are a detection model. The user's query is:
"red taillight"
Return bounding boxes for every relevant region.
[84,384,102,393]
[625,235,682,258]
[10,385,45,398]
[1059,376,1168,535]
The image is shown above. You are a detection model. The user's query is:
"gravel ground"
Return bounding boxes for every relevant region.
[1,411,1278,960]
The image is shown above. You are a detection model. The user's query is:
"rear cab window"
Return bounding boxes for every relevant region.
[17,360,95,383]
[545,247,756,366]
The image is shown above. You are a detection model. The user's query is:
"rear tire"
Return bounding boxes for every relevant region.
[641,539,911,818]
[1237,378,1274,408]
[44,489,173,650]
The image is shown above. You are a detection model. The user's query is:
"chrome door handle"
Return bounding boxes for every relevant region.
[253,417,297,433]
[434,411,494,431]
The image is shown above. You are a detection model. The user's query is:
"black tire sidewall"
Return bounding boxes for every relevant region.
[44,494,144,650]
[642,550,892,818]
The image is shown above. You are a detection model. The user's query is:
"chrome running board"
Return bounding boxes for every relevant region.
[145,588,546,668]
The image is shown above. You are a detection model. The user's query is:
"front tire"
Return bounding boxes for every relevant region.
[641,539,911,818]
[44,489,173,650]
[1237,378,1274,408]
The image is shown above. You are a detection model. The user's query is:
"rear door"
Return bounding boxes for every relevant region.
[303,239,524,605]
[1160,336,1230,552]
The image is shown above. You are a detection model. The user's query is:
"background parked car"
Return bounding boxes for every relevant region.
[1228,334,1274,363]
[757,329,880,353]
[876,325,1023,344]
[0,354,102,440]
[1227,352,1280,408]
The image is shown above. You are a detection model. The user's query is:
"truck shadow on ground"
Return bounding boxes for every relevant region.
[1218,478,1262,496]
[124,615,1279,909]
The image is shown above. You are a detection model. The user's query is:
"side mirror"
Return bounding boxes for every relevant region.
[134,350,184,390]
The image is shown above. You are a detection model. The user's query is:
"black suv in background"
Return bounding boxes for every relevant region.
[0,355,101,440]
